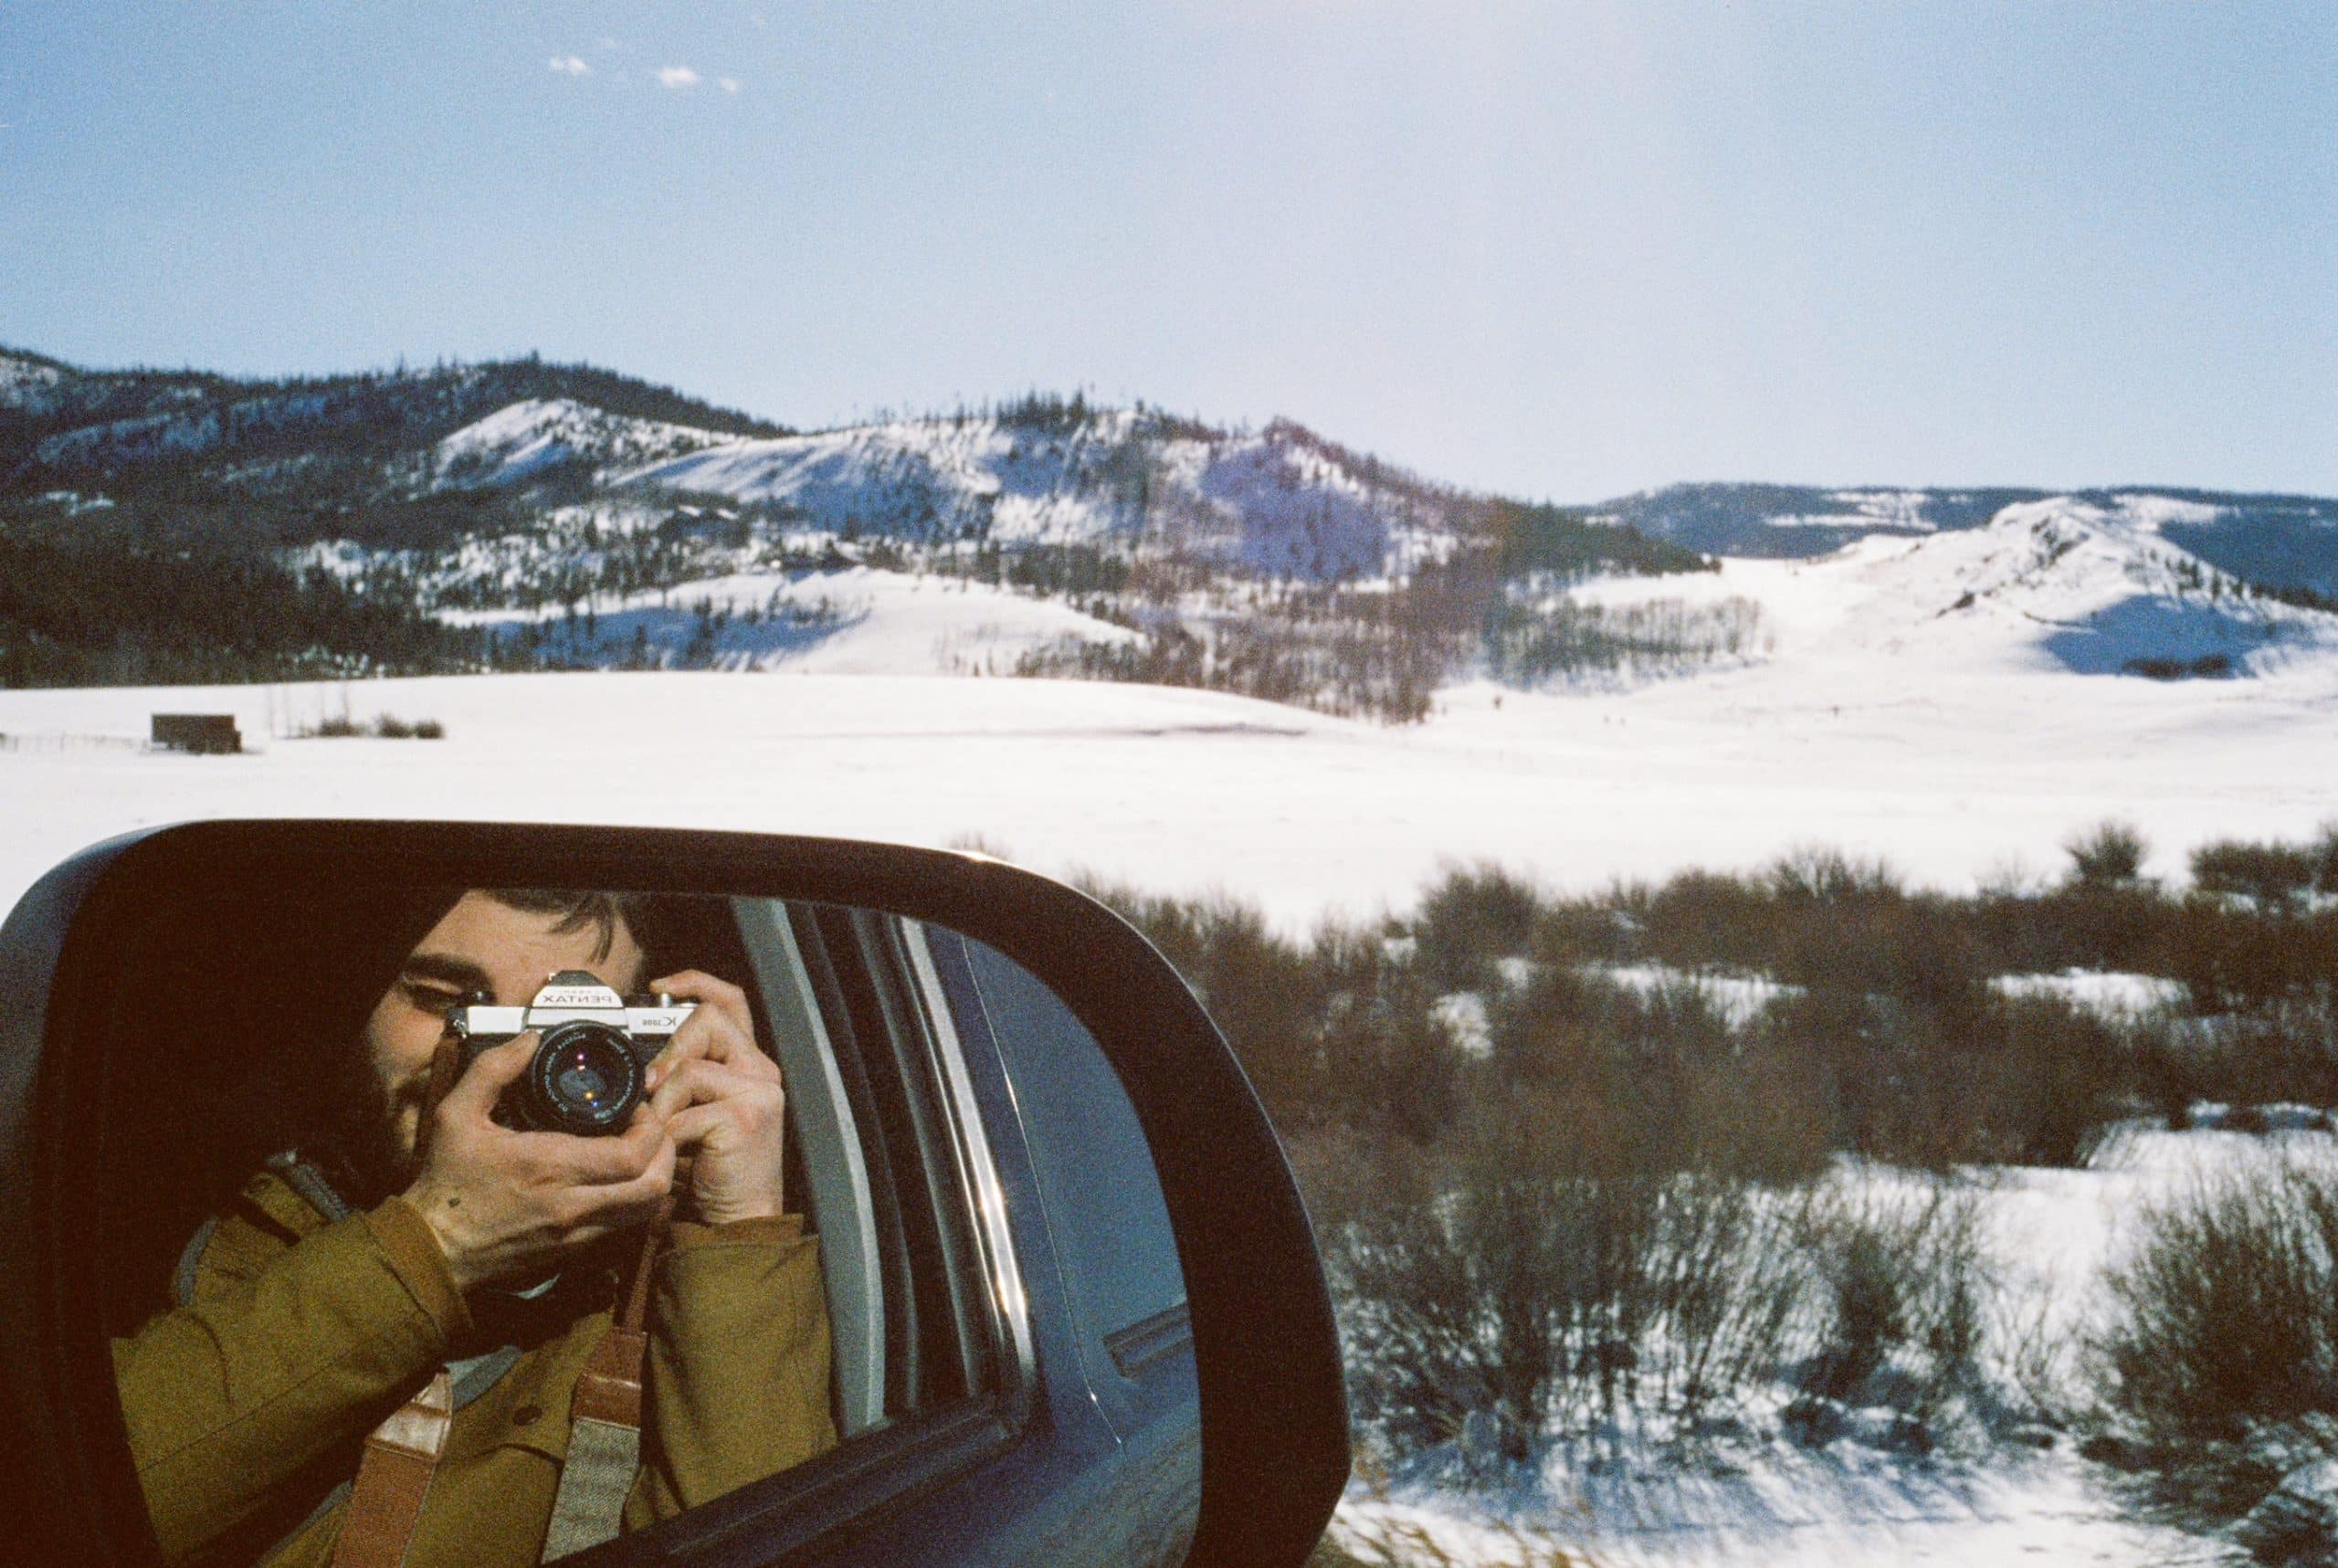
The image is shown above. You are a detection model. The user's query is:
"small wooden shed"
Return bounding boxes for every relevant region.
[150,714,242,755]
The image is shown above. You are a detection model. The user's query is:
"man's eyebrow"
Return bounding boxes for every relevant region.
[400,953,495,996]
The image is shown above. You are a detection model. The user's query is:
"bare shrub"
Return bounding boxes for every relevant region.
[1413,862,1544,992]
[2088,1156,2338,1545]
[1335,1080,1815,1466]
[2170,891,2338,1013]
[1792,1181,1989,1433]
[1074,877,1337,1128]
[1974,995,2134,1167]
[2194,837,2321,911]
[2067,819,2151,889]
[2097,1160,2338,1451]
[1638,869,1771,972]
[2316,823,2338,898]
[1768,844,1903,905]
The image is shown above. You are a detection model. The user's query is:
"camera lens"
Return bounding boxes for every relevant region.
[521,1022,644,1136]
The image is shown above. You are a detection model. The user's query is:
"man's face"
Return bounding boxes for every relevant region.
[359,892,648,1184]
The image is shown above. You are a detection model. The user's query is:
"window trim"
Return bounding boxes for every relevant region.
[729,897,888,1438]
[896,918,1040,1426]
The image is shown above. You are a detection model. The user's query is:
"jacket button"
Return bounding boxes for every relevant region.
[512,1404,542,1426]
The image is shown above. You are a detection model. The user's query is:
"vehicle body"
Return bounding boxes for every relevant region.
[0,820,1348,1567]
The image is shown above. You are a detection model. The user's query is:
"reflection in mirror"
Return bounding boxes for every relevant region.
[90,879,1155,1566]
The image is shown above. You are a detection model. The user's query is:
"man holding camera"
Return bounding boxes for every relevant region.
[111,889,838,1566]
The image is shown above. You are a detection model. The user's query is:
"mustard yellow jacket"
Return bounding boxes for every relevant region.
[111,1168,839,1566]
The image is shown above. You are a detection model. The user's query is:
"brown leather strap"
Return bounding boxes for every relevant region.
[569,1325,649,1428]
[572,1153,692,1427]
[326,1038,466,1568]
[328,1371,452,1568]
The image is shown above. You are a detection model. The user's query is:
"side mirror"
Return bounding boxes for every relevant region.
[0,822,1348,1567]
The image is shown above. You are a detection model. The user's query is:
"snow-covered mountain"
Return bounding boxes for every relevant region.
[7,342,2338,706]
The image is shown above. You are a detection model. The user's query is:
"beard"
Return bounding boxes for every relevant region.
[315,1039,427,1208]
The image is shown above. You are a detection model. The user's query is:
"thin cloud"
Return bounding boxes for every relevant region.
[719,77,742,94]
[548,55,591,77]
[657,66,702,89]
[595,36,627,54]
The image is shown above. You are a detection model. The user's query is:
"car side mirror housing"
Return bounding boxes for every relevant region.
[0,821,1348,1568]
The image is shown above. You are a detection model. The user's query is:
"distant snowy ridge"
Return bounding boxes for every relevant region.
[1574,494,2338,683]
[1838,498,2338,676]
[1603,480,2338,597]
[0,349,69,415]
[433,398,731,488]
[606,411,1455,577]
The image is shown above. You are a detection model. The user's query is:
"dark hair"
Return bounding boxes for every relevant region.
[483,888,635,967]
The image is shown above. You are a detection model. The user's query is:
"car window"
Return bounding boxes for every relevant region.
[956,933,1185,1345]
[92,883,1038,1567]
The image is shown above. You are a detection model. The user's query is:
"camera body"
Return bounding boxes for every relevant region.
[448,970,694,1136]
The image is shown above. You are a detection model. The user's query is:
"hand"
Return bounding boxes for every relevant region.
[642,971,787,1226]
[402,1033,678,1293]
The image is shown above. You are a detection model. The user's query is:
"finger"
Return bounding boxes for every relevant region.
[558,1144,680,1229]
[647,973,767,1077]
[648,1058,772,1121]
[647,1000,774,1089]
[665,1092,781,1152]
[650,971,754,1039]
[441,1034,540,1118]
[514,1111,672,1185]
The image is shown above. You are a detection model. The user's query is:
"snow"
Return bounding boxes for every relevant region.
[36,406,225,466]
[1594,963,1800,1027]
[432,398,729,486]
[614,411,1154,544]
[5,540,2338,928]
[1576,499,2336,683]
[1334,1458,2233,1565]
[0,350,68,412]
[1990,971,2189,1017]
[607,411,1439,574]
[439,566,1142,675]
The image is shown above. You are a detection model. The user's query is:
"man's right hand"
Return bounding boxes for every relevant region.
[400,1033,678,1294]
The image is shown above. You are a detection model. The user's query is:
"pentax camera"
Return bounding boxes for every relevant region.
[448,970,694,1136]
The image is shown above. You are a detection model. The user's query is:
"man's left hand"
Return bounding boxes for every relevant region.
[642,971,787,1226]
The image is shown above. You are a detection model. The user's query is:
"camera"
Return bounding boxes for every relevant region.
[448,970,694,1136]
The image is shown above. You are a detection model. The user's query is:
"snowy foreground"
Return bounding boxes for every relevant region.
[1336,1125,2312,1567]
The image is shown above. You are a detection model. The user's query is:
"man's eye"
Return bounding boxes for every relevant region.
[405,984,464,1015]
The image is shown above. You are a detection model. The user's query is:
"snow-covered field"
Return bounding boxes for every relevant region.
[6,501,2336,924]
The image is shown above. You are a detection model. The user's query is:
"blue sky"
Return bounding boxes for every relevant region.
[2,2,2332,501]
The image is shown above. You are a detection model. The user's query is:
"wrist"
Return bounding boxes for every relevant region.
[399,1178,482,1293]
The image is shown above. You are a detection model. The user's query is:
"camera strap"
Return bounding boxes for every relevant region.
[326,1039,468,1568]
[326,1048,686,1568]
[542,1155,690,1562]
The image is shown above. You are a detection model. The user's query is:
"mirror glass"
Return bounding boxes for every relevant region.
[81,877,1185,1565]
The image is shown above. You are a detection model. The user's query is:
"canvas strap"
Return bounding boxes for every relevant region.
[542,1159,689,1561]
